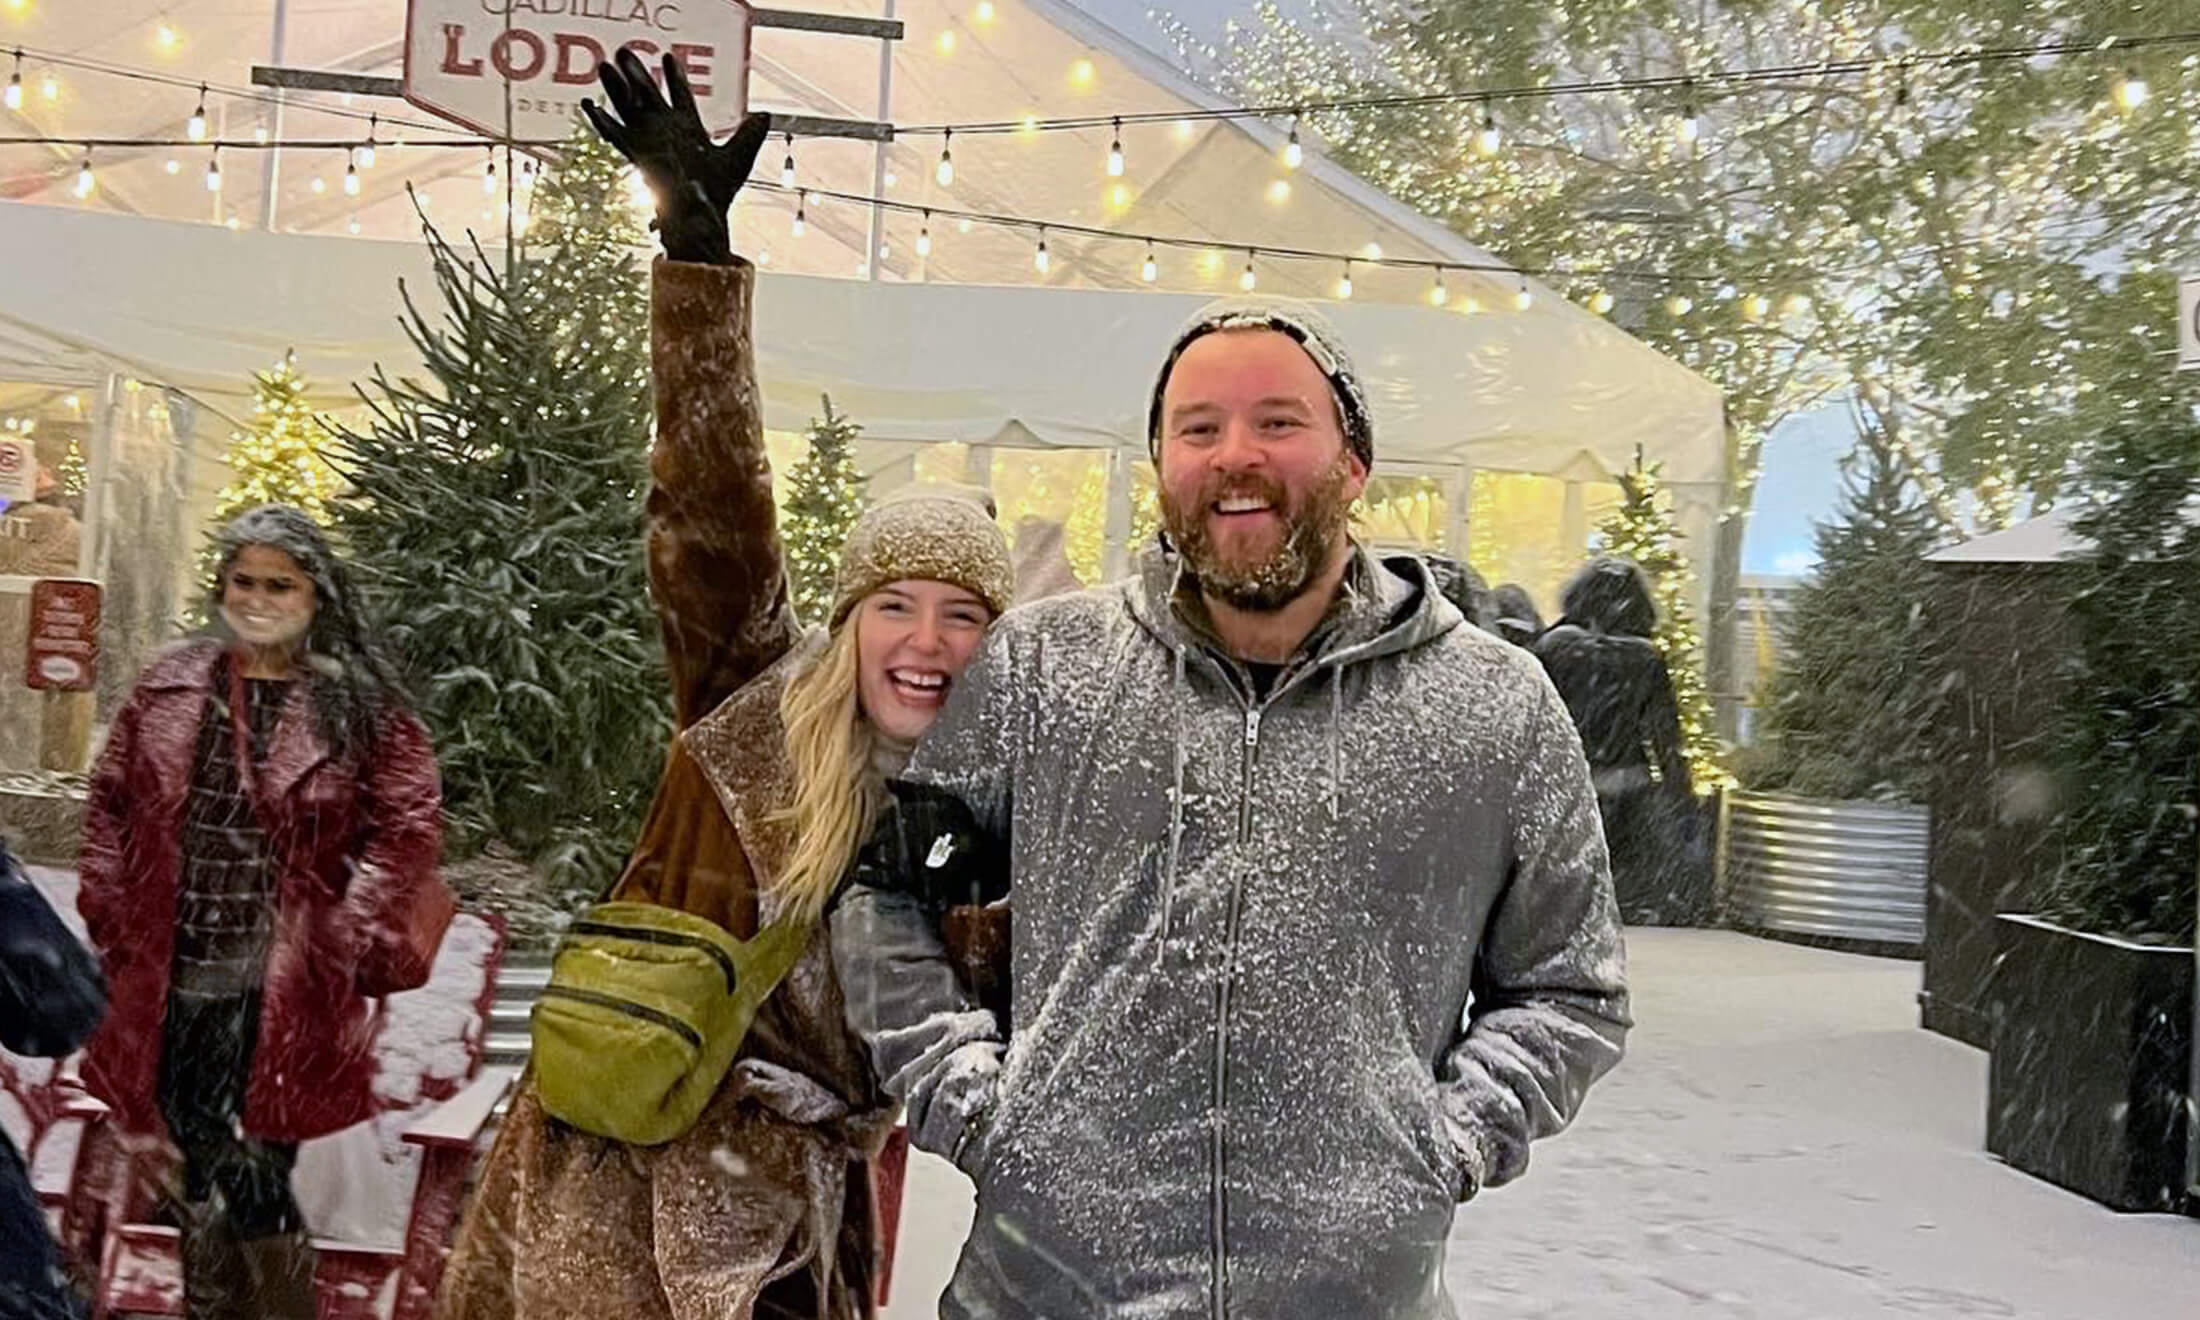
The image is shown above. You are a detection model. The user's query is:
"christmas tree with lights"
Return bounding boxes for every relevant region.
[1595,448,1726,791]
[331,130,666,891]
[782,395,868,625]
[201,350,340,588]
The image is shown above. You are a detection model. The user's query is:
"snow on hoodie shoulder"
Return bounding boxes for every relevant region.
[834,544,1629,1320]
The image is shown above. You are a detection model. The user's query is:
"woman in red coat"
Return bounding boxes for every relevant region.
[78,505,454,1319]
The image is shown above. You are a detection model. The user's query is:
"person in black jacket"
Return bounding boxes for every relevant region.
[1533,558,1702,923]
[1490,582,1546,647]
[1,839,108,1320]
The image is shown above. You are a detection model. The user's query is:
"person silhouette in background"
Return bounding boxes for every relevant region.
[1533,557,1695,924]
[1490,582,1546,647]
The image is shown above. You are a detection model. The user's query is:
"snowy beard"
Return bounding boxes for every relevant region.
[1162,452,1356,614]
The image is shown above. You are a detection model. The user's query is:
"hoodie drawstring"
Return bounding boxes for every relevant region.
[1327,668,1343,822]
[1160,645,1189,964]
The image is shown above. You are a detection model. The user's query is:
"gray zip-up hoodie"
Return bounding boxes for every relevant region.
[832,545,1630,1320]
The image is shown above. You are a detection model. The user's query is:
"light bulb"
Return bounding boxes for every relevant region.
[916,220,933,257]
[187,90,208,141]
[167,157,182,176]
[1666,293,1694,316]
[937,134,955,186]
[253,125,268,145]
[792,195,807,236]
[1475,108,1500,157]
[780,135,795,188]
[1676,106,1700,146]
[1590,289,1616,315]
[1428,272,1448,307]
[1239,257,1257,292]
[157,22,180,53]
[344,162,360,195]
[356,141,375,170]
[1034,232,1050,274]
[936,30,957,56]
[1267,179,1291,205]
[2113,68,2149,112]
[1071,58,1095,87]
[1513,283,1533,311]
[205,150,221,192]
[1142,245,1158,283]
[73,155,93,199]
[1336,265,1353,300]
[483,150,498,195]
[958,218,973,234]
[1108,121,1125,177]
[348,215,361,236]
[1284,119,1304,169]
[4,72,21,113]
[975,0,995,21]
[39,72,57,101]
[1741,292,1770,321]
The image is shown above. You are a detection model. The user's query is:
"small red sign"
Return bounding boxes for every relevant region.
[25,579,100,692]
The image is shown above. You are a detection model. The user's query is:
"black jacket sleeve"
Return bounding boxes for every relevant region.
[0,845,107,1059]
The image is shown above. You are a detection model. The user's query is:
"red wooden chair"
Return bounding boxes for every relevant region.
[67,911,510,1320]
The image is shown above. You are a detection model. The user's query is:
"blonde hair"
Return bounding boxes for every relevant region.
[772,622,879,925]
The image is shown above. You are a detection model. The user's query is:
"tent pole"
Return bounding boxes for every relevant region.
[259,0,288,232]
[865,0,897,281]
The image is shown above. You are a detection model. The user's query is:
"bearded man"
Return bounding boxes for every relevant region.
[833,298,1631,1319]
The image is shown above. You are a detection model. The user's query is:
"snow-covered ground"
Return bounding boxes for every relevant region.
[887,929,2200,1319]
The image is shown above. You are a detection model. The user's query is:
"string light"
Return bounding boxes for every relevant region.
[482,146,497,195]
[1142,242,1158,283]
[187,84,207,141]
[1071,58,1096,88]
[1475,101,1501,157]
[355,114,377,169]
[347,214,360,236]
[1266,178,1291,204]
[1335,261,1353,300]
[1284,114,1304,169]
[1428,270,1448,306]
[166,157,181,175]
[2113,66,2149,111]
[1675,84,1701,146]
[344,160,360,195]
[204,147,220,191]
[936,30,957,56]
[1034,227,1051,274]
[792,191,806,236]
[1513,280,1534,311]
[916,210,933,257]
[1107,117,1124,177]
[1590,289,1616,315]
[780,133,795,189]
[1741,291,1770,321]
[253,125,268,144]
[1666,292,1694,316]
[975,0,995,21]
[5,51,21,111]
[72,150,93,199]
[38,69,56,101]
[156,20,180,54]
[308,174,323,193]
[1239,251,1258,292]
[936,129,954,185]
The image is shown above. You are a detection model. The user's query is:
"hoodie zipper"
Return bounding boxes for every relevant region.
[1209,701,1261,1320]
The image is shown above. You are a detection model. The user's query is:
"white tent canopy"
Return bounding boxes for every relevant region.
[0,204,1724,492]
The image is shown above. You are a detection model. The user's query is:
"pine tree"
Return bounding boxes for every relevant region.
[1595,449,1727,791]
[781,395,867,625]
[200,351,340,589]
[2040,389,2200,940]
[1750,435,1943,801]
[329,131,667,891]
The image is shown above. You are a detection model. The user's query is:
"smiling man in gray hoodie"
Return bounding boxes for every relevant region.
[832,296,1630,1320]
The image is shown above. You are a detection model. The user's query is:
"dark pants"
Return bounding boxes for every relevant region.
[1,1129,83,1320]
[156,991,301,1236]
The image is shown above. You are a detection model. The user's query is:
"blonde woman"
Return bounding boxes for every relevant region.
[435,52,1015,1319]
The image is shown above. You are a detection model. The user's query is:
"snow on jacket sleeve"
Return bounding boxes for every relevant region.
[76,684,143,957]
[830,628,1023,1174]
[1438,676,1631,1195]
[348,709,455,998]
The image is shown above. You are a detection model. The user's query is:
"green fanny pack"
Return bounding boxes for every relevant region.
[531,900,811,1146]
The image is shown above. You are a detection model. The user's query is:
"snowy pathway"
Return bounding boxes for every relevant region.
[887,929,2200,1319]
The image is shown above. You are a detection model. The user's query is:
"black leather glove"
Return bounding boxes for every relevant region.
[848,781,1010,911]
[581,49,771,266]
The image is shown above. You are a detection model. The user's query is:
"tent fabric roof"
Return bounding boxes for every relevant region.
[0,200,1727,490]
[1926,498,2200,565]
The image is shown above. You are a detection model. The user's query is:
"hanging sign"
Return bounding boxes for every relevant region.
[2179,275,2198,372]
[404,1,753,143]
[24,580,100,692]
[0,438,33,505]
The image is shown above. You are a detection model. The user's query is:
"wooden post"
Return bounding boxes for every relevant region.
[38,688,92,773]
